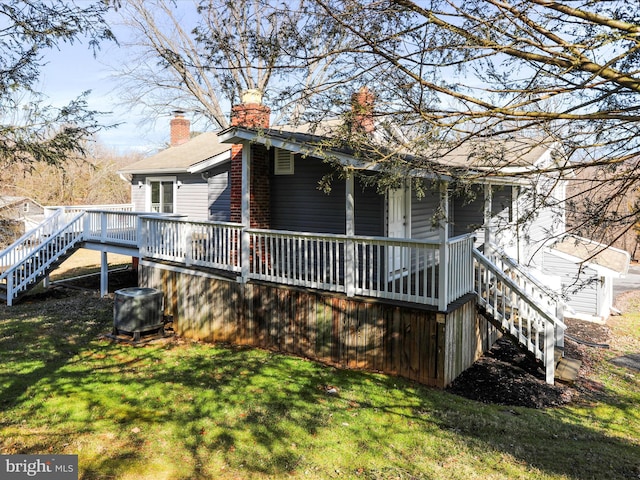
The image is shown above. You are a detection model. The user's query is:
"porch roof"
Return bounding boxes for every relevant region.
[118,131,232,175]
[218,125,557,182]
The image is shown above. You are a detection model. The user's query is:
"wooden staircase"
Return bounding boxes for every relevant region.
[473,246,574,384]
[0,212,86,306]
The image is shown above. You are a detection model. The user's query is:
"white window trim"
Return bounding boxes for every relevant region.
[146,176,177,213]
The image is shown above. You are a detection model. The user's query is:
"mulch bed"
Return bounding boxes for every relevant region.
[447,317,613,408]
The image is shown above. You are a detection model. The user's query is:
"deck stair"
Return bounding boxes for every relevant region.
[473,246,571,384]
[0,211,86,306]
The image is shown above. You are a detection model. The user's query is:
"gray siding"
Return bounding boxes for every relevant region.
[207,166,230,221]
[516,178,566,264]
[452,185,512,237]
[411,186,440,241]
[130,175,146,212]
[542,250,599,316]
[271,156,383,235]
[130,172,211,220]
[175,173,208,220]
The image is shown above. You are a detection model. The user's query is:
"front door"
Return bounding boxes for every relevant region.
[388,187,408,277]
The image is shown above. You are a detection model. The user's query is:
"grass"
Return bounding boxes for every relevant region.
[0,289,639,479]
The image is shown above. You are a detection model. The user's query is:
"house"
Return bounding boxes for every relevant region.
[117,111,232,221]
[4,88,623,387]
[0,196,45,246]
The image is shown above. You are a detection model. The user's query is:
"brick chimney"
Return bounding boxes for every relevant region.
[351,86,375,134]
[170,110,190,146]
[230,90,271,227]
[231,89,271,128]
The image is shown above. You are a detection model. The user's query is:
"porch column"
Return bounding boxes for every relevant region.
[345,172,355,297]
[438,182,449,311]
[240,141,251,283]
[483,183,492,254]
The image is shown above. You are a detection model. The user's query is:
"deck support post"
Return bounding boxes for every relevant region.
[438,183,449,311]
[240,141,251,283]
[100,251,108,298]
[545,318,556,384]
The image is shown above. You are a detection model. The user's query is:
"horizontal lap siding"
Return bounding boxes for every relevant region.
[140,262,489,388]
[271,157,383,236]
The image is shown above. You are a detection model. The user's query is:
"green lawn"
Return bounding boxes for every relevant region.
[0,289,638,479]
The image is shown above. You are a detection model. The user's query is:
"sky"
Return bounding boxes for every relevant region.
[37,14,170,156]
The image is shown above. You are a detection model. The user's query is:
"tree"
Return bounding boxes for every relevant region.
[304,0,640,249]
[113,0,349,129]
[0,0,114,171]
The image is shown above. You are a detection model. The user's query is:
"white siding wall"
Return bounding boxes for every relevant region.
[515,176,566,266]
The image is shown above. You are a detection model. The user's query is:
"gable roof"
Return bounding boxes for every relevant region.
[0,196,42,210]
[118,131,232,175]
[218,123,558,183]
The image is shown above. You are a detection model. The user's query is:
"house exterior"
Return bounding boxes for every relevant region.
[0,196,45,246]
[118,112,232,221]
[4,89,626,386]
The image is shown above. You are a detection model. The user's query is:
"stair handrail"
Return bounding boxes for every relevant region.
[483,243,567,319]
[0,209,65,280]
[3,212,86,305]
[473,248,566,384]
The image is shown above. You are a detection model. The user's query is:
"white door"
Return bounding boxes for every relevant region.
[388,187,408,277]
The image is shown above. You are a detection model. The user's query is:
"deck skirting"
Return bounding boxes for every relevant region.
[140,260,498,387]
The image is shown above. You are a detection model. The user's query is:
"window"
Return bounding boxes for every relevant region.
[23,202,29,213]
[148,178,176,213]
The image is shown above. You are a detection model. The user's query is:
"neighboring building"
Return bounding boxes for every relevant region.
[0,196,45,245]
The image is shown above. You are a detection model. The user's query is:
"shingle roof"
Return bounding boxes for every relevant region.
[118,131,232,175]
[550,235,630,275]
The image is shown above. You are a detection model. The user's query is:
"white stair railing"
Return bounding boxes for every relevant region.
[473,248,566,384]
[3,213,86,305]
[0,209,65,278]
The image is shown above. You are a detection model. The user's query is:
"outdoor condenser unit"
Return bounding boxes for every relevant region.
[113,287,164,341]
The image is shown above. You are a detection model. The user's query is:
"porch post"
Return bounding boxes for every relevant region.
[345,171,355,297]
[438,182,449,311]
[240,141,251,283]
[100,251,108,298]
[483,183,492,254]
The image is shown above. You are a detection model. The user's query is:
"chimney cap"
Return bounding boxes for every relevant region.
[172,109,186,117]
[241,89,263,105]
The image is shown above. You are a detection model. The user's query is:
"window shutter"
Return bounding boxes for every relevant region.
[274,149,294,175]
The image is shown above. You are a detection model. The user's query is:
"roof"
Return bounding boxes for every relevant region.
[0,196,41,209]
[218,123,557,180]
[118,131,232,175]
[550,235,630,275]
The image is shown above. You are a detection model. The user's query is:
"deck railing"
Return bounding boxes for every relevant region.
[141,217,475,307]
[140,217,243,272]
[83,210,144,246]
